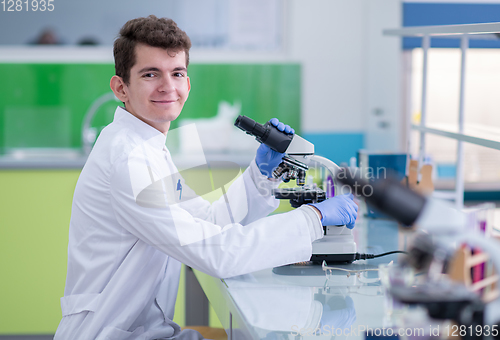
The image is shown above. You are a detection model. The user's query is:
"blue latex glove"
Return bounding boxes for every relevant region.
[310,193,358,228]
[255,118,295,178]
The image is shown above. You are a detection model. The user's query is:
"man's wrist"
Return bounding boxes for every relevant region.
[308,204,323,221]
[300,205,324,242]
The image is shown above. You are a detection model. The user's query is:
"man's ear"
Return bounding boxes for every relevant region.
[187,76,191,92]
[110,75,128,103]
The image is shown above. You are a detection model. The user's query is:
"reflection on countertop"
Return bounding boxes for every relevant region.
[226,274,360,338]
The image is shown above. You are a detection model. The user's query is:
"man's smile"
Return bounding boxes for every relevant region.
[151,99,178,104]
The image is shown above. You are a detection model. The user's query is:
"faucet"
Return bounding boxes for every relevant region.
[82,92,120,155]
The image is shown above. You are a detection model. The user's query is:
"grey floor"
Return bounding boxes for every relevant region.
[0,336,53,340]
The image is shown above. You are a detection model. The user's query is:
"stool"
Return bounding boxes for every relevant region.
[181,326,228,340]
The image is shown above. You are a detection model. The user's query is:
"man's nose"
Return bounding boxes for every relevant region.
[158,76,175,92]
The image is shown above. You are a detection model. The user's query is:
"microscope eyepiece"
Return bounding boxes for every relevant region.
[234,116,266,138]
[234,115,293,153]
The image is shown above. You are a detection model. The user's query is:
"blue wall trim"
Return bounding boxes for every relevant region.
[302,133,364,165]
[437,164,456,179]
[403,3,500,49]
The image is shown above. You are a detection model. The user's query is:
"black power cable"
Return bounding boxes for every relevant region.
[355,250,408,260]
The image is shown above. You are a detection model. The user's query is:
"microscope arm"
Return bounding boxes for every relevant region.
[307,155,347,195]
[308,155,341,175]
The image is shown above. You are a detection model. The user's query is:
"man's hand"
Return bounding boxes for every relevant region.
[310,194,358,228]
[255,118,294,178]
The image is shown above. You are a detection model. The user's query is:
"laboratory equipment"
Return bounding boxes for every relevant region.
[234,115,357,263]
[336,169,500,336]
[356,150,407,218]
[82,92,120,155]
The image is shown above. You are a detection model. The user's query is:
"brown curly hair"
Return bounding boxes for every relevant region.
[113,15,192,85]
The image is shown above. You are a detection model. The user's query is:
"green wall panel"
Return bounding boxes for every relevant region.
[0,64,115,151]
[0,170,79,333]
[0,63,301,153]
[0,170,185,334]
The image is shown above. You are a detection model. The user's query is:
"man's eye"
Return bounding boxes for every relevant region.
[173,72,185,77]
[143,73,155,78]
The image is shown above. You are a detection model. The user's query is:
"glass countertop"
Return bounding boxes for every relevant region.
[195,210,435,340]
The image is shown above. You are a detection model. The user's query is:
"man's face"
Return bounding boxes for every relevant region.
[120,43,190,133]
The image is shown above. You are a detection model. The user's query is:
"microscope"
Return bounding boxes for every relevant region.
[234,115,357,264]
[336,169,500,338]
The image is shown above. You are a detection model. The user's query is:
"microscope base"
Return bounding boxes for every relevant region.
[311,232,357,264]
[310,253,357,264]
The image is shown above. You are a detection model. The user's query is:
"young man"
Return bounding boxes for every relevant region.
[55,16,357,340]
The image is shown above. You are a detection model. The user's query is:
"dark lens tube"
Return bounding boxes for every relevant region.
[336,168,426,227]
[234,115,293,153]
[234,115,266,138]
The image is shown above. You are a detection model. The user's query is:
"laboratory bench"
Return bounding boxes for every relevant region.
[193,212,420,340]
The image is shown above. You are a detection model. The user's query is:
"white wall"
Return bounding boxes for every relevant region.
[363,0,403,151]
[287,1,365,133]
[287,0,402,151]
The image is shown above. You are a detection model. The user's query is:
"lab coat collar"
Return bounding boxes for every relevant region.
[113,106,167,150]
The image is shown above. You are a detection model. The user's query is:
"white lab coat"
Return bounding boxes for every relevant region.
[54,106,322,340]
